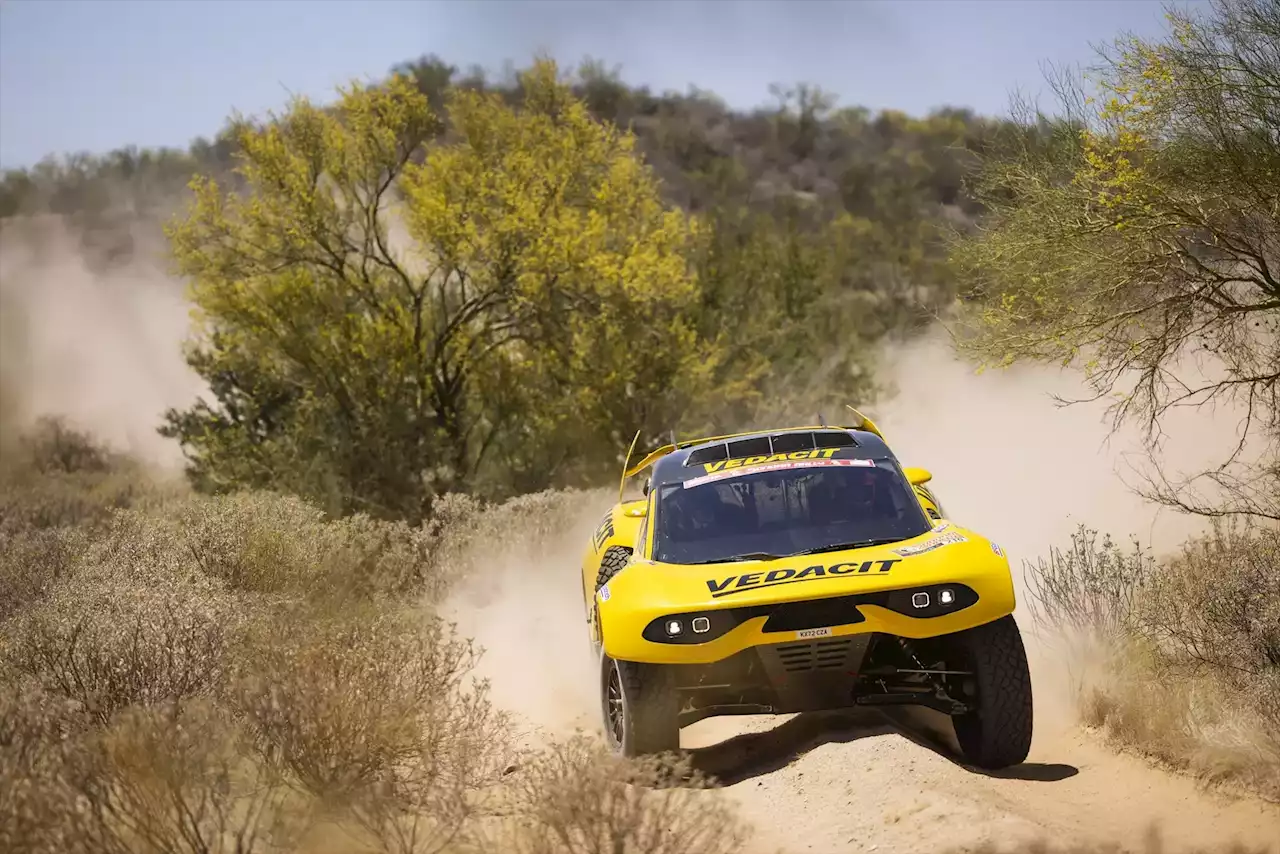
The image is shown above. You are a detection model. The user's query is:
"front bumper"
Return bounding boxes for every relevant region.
[599,564,1016,665]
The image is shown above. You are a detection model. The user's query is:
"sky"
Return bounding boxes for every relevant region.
[0,0,1206,169]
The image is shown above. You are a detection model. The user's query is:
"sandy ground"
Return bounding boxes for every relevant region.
[681,709,1280,854]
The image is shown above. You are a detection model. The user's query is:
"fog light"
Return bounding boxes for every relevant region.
[666,619,683,636]
[911,592,930,609]
[692,616,711,634]
[939,588,955,606]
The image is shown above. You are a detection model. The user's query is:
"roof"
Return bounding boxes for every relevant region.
[648,426,895,488]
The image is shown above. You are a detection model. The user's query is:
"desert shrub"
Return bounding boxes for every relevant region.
[229,612,510,808]
[1023,526,1154,641]
[0,685,97,854]
[0,525,83,622]
[2,553,239,724]
[1027,523,1280,800]
[172,492,442,602]
[1139,525,1280,686]
[64,701,299,854]
[503,736,748,854]
[60,490,448,611]
[0,416,180,536]
[428,487,610,583]
[4,596,237,726]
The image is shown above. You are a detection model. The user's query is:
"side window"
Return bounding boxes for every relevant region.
[635,516,649,558]
[915,485,946,521]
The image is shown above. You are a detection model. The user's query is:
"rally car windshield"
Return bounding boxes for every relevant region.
[652,459,932,565]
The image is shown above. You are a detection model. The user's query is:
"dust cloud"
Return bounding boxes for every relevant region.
[439,491,618,746]
[0,215,206,468]
[871,331,1236,564]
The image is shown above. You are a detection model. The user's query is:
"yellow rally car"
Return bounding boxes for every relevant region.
[580,412,1033,770]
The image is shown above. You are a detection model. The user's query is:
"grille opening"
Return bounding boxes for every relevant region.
[762,596,865,633]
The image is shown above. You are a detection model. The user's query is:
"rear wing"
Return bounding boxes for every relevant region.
[616,406,885,501]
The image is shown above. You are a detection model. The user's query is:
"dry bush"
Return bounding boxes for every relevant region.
[69,701,304,854]
[1139,525,1280,691]
[501,735,749,854]
[0,685,97,854]
[1026,523,1280,800]
[229,612,512,825]
[0,525,83,622]
[428,488,609,584]
[171,493,444,603]
[1024,525,1153,641]
[0,416,180,536]
[2,559,239,724]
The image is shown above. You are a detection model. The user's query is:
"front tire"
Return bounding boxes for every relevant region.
[600,655,680,757]
[949,614,1034,769]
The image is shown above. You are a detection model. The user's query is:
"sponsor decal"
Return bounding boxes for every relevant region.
[592,512,616,550]
[598,584,611,602]
[701,448,839,475]
[686,455,876,489]
[796,627,833,640]
[705,558,901,598]
[990,541,1004,557]
[892,529,967,558]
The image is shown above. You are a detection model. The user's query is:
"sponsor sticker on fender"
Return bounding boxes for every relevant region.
[684,456,876,489]
[892,529,967,557]
[598,585,611,602]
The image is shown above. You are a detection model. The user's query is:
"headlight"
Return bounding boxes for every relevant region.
[881,584,978,617]
[644,610,741,644]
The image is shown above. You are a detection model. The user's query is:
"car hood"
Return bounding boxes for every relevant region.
[607,522,1010,611]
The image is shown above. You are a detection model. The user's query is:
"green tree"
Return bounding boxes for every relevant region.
[162,61,715,522]
[950,0,1280,520]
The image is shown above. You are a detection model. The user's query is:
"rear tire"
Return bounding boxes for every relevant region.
[949,614,1033,769]
[600,655,680,757]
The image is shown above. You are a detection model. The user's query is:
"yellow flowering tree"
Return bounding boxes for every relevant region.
[950,0,1279,519]
[162,60,719,521]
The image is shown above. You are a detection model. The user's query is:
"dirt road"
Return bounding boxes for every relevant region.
[682,706,1280,854]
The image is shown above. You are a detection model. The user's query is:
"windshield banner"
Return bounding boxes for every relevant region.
[683,456,876,489]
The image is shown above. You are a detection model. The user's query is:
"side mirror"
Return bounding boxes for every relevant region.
[903,466,933,486]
